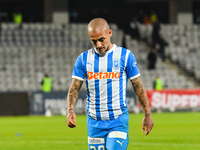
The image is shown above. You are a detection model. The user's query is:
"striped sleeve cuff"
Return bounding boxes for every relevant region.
[129,73,140,80]
[72,75,85,81]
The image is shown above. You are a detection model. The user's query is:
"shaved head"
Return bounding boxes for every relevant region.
[88,18,110,33]
[87,18,113,53]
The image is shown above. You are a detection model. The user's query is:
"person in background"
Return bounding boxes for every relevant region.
[147,48,157,70]
[150,10,157,24]
[194,9,200,24]
[66,18,154,150]
[137,10,151,25]
[70,8,79,23]
[130,16,140,41]
[41,73,52,92]
[158,34,168,62]
[151,19,168,61]
[153,75,163,91]
[143,14,151,25]
[152,18,160,47]
[13,9,23,29]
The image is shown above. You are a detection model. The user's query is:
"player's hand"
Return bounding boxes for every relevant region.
[142,114,154,136]
[66,110,76,128]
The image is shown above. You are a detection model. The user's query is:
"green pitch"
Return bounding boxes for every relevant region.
[0,112,200,150]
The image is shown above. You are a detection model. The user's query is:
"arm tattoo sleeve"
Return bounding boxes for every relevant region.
[67,79,83,109]
[131,77,150,114]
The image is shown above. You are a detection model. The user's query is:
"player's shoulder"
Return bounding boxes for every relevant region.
[77,48,93,57]
[77,48,94,62]
[115,45,130,51]
[81,48,94,55]
[116,45,132,54]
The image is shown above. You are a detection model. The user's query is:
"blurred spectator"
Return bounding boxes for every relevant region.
[152,18,160,47]
[130,16,140,41]
[158,34,168,62]
[152,19,168,61]
[13,11,22,24]
[70,8,79,23]
[137,10,151,25]
[147,48,157,70]
[153,75,163,91]
[143,14,151,25]
[194,9,200,24]
[150,10,157,24]
[13,9,22,28]
[41,73,52,92]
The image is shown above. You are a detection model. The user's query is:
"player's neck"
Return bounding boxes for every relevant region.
[108,44,114,51]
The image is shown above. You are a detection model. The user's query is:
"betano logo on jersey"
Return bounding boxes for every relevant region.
[87,71,120,80]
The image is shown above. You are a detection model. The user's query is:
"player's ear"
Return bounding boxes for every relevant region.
[108,29,112,37]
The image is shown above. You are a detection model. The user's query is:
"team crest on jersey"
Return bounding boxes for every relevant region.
[132,62,137,67]
[113,59,120,70]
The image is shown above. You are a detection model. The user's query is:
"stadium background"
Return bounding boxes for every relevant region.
[0,0,199,115]
[0,0,200,150]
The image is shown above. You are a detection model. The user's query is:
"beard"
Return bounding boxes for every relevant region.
[105,46,109,52]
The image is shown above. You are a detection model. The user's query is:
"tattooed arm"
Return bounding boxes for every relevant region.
[66,78,83,128]
[131,77,154,135]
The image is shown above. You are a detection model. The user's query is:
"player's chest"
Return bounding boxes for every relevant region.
[86,57,124,72]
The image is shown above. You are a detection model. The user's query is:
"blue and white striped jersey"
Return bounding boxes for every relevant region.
[72,44,140,121]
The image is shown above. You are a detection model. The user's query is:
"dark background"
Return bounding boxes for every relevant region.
[0,0,44,22]
[69,0,169,33]
[0,92,29,116]
[0,0,200,32]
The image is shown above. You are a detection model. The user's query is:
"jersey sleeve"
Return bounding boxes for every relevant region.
[126,51,140,80]
[72,54,85,81]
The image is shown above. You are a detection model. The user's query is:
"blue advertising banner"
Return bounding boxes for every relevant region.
[29,90,137,115]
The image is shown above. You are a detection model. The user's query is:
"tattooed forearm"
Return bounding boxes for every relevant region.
[131,77,150,114]
[67,79,83,109]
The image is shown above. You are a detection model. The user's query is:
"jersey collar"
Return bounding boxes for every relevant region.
[93,44,116,55]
